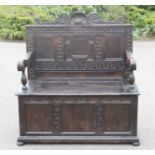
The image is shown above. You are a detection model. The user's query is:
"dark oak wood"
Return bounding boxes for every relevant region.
[16,11,140,145]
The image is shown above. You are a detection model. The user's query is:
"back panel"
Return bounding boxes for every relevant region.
[26,12,132,79]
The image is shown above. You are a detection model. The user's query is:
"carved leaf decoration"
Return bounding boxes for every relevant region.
[37,11,124,25]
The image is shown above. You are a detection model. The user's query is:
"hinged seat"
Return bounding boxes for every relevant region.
[17,79,139,96]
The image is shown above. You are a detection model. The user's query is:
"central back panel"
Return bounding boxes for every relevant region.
[34,32,124,70]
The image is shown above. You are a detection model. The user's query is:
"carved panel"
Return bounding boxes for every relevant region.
[26,11,132,79]
[27,26,126,34]
[35,60,124,71]
[24,96,131,105]
[32,34,125,71]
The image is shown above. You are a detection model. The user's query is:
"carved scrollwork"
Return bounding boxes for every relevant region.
[70,11,88,25]
[37,11,124,26]
[88,13,104,24]
[35,60,125,71]
[54,14,70,25]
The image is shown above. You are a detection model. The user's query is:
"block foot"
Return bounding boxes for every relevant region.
[17,141,24,146]
[132,141,140,146]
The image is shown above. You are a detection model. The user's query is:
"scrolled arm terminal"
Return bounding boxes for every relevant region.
[17,60,28,91]
[17,60,26,72]
[126,50,137,71]
[17,52,33,91]
[125,50,137,92]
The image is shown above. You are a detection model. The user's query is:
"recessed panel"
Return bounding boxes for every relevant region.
[65,36,91,58]
[34,33,124,71]
[62,104,95,132]
[26,104,52,132]
[104,104,130,132]
[34,36,56,59]
[105,35,124,58]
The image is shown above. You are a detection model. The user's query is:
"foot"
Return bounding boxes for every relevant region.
[17,141,24,146]
[132,141,140,146]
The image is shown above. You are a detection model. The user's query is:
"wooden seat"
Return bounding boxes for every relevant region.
[16,11,140,146]
[17,80,129,95]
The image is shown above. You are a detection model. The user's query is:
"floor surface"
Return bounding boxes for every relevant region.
[0,41,155,150]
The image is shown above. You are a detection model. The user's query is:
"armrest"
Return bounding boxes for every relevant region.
[125,51,137,91]
[24,51,33,66]
[17,52,33,91]
[125,50,136,70]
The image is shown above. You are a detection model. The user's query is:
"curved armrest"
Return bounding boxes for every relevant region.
[17,60,28,91]
[17,52,32,91]
[125,50,136,70]
[125,51,137,91]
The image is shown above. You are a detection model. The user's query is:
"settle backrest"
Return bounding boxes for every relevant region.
[26,11,133,80]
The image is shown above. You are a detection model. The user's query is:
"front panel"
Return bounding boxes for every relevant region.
[19,96,137,136]
[62,104,95,133]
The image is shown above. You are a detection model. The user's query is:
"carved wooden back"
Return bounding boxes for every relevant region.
[26,11,132,79]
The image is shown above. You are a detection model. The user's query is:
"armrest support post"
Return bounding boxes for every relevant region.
[125,50,137,91]
[125,50,137,71]
[17,60,28,91]
[17,52,32,91]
